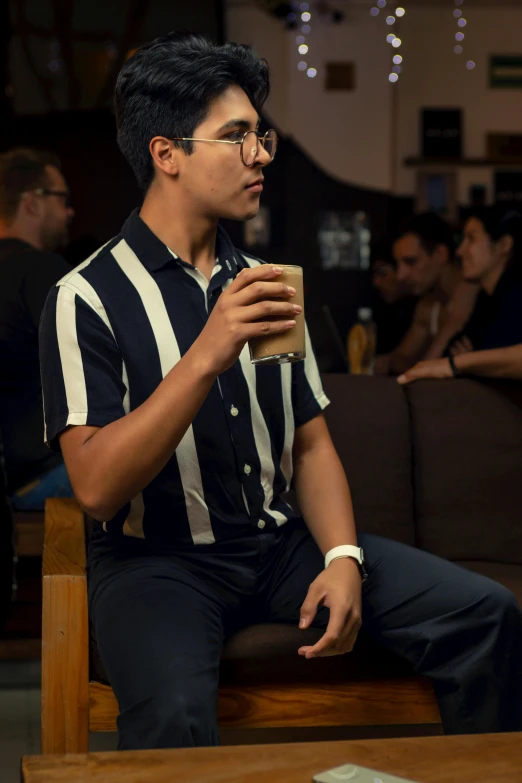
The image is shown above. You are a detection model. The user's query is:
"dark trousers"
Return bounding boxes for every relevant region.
[88,519,522,750]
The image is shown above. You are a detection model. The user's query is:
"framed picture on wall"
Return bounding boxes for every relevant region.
[415,171,457,223]
[317,211,370,270]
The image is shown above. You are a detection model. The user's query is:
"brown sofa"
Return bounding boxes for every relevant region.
[322,375,522,605]
[42,374,522,752]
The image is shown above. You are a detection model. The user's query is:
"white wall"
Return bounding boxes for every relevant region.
[227,2,522,202]
[396,6,522,201]
[226,2,393,192]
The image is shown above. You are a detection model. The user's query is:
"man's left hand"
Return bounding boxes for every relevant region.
[397,357,453,385]
[298,558,362,658]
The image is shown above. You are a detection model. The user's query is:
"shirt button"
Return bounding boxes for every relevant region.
[257,520,266,530]
[244,464,251,475]
[230,406,239,417]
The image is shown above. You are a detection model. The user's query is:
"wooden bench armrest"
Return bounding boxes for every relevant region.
[42,497,89,754]
[43,497,86,577]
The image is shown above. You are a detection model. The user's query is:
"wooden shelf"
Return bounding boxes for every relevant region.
[405,157,522,167]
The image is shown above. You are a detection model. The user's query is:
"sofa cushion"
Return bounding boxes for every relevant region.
[90,621,416,687]
[407,379,522,564]
[454,560,522,609]
[322,375,415,545]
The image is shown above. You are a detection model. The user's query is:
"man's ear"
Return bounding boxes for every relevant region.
[149,137,181,179]
[497,233,514,260]
[434,243,450,266]
[19,190,41,220]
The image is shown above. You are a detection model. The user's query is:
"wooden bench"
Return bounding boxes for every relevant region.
[41,498,440,754]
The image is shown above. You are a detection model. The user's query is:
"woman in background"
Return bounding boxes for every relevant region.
[398,206,522,384]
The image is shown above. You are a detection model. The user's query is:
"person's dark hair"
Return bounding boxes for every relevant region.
[397,212,455,259]
[467,204,522,270]
[370,239,395,268]
[115,32,270,192]
[0,147,61,222]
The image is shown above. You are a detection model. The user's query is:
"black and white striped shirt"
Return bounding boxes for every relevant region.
[39,209,329,546]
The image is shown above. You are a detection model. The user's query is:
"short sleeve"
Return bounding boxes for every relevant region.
[39,283,128,451]
[292,322,330,428]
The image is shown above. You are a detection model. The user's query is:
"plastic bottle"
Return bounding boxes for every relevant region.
[347,307,377,375]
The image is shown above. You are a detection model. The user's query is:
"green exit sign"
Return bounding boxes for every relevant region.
[490,55,522,88]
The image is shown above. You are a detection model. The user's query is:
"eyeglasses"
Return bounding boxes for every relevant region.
[170,129,278,168]
[28,188,72,207]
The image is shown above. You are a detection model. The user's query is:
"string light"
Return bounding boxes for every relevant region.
[288,1,317,78]
[370,2,405,82]
[453,0,472,71]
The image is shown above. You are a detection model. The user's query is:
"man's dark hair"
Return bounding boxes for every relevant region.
[0,148,61,222]
[115,32,270,192]
[370,239,395,268]
[397,212,455,259]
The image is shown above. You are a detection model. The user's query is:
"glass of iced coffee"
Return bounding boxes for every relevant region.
[249,264,306,365]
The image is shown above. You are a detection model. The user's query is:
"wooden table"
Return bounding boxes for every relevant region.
[22,733,522,783]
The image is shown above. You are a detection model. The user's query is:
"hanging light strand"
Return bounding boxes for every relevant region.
[453,0,474,69]
[287,1,317,78]
[370,2,405,82]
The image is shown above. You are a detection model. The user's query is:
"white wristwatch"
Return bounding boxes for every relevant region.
[325,545,368,581]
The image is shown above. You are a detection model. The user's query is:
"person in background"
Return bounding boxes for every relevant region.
[385,212,479,375]
[0,147,75,508]
[399,206,522,384]
[369,240,417,376]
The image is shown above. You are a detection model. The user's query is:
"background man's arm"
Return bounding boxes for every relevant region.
[386,298,432,375]
[424,281,479,360]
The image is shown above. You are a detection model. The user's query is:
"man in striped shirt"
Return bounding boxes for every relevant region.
[39,32,522,749]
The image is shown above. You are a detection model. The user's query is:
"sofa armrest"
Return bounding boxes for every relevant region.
[41,498,89,754]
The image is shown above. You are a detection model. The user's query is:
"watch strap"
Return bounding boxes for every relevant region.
[325,545,362,569]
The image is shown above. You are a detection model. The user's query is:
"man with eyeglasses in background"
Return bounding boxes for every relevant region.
[0,147,75,510]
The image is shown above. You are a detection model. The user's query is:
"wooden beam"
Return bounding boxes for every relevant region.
[41,499,89,754]
[90,676,439,732]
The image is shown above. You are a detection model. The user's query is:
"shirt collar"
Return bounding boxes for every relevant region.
[120,208,245,279]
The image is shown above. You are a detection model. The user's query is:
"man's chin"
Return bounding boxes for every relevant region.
[223,208,261,222]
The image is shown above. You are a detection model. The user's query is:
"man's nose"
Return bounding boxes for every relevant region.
[256,141,272,167]
[67,206,75,221]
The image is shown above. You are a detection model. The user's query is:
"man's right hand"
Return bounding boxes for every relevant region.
[193,265,301,376]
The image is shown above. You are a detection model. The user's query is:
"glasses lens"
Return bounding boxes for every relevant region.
[263,130,278,162]
[242,131,258,167]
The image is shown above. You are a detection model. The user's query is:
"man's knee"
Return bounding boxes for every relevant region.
[474,578,522,628]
